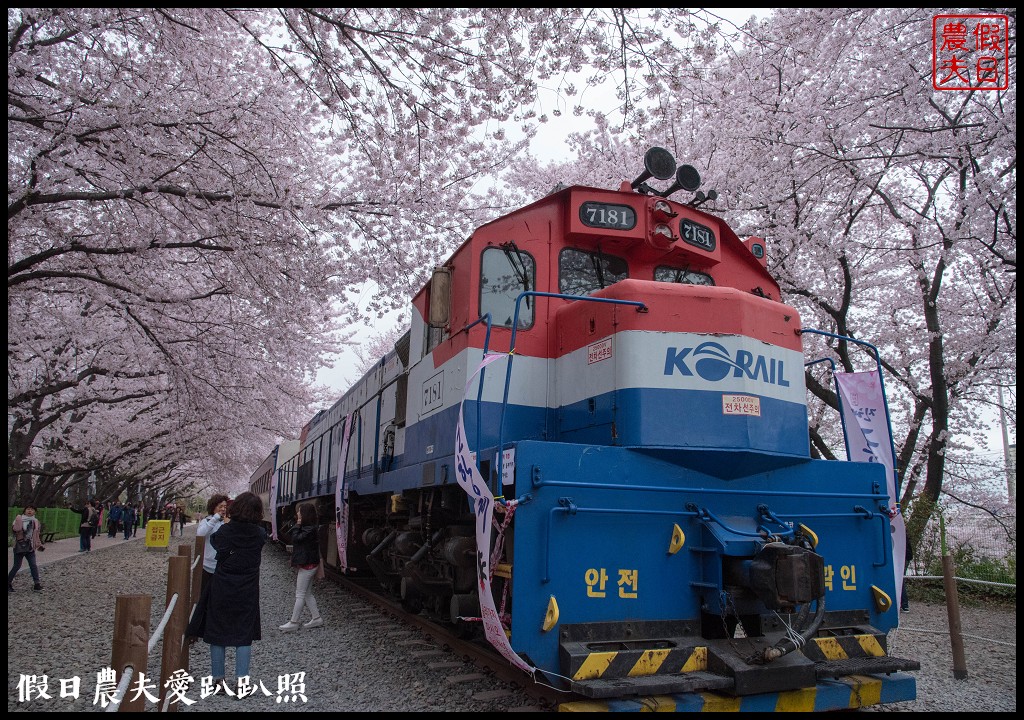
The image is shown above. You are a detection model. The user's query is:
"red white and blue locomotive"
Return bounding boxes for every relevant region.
[252,148,917,711]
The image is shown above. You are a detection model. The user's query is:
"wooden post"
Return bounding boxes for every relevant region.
[111,594,152,712]
[158,554,190,712]
[939,514,968,679]
[187,535,206,680]
[942,553,969,679]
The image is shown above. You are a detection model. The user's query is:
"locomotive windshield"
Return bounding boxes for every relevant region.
[559,247,628,296]
[480,246,536,328]
[654,265,715,286]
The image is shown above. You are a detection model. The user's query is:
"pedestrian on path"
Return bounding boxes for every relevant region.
[196,496,229,584]
[108,502,121,538]
[187,494,229,644]
[279,502,324,631]
[901,536,914,612]
[9,505,44,592]
[71,500,98,552]
[91,500,102,541]
[122,504,136,540]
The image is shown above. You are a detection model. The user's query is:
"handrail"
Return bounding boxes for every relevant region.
[104,666,134,713]
[495,290,648,492]
[148,592,179,655]
[803,356,852,460]
[462,313,494,458]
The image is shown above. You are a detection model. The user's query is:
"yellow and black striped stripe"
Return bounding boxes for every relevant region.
[569,646,708,681]
[558,672,916,712]
[802,633,887,663]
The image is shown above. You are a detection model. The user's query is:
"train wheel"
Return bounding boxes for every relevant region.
[449,592,480,638]
[400,578,424,614]
[451,618,477,639]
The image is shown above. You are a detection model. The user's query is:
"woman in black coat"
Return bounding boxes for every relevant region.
[198,491,267,693]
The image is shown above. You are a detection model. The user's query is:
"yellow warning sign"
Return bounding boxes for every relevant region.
[145,520,171,548]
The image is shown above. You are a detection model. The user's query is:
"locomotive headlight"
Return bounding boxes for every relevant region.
[652,199,678,223]
[648,223,676,250]
[653,224,674,239]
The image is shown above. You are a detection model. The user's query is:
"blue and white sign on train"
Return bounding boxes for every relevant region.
[251,147,919,711]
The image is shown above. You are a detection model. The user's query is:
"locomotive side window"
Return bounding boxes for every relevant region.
[425,324,445,354]
[654,266,715,286]
[559,248,628,297]
[480,246,536,328]
[312,437,321,487]
[320,428,331,487]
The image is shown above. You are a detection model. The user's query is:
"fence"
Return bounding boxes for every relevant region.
[908,502,1016,597]
[103,537,205,712]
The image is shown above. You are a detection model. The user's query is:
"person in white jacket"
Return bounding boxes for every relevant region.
[197,495,229,579]
[186,494,229,642]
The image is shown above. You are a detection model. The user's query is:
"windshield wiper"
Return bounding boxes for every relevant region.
[500,241,531,308]
[591,249,606,290]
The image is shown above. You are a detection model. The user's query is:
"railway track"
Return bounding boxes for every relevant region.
[324,566,574,711]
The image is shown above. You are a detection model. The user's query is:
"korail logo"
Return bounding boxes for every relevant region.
[664,342,790,387]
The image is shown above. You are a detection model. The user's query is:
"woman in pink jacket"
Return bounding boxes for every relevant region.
[9,505,44,592]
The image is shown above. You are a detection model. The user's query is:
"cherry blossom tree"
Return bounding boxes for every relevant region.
[8,8,726,502]
[12,6,1011,536]
[8,8,344,503]
[691,8,1016,549]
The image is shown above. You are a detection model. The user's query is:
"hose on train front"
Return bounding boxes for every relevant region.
[746,597,826,665]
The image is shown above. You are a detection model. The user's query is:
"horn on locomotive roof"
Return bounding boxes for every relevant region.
[656,164,702,198]
[630,146,677,194]
[690,188,719,208]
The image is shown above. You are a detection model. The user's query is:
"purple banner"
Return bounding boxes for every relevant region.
[334,415,353,571]
[270,465,280,541]
[835,370,906,614]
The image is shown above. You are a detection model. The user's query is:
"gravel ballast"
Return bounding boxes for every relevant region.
[7,526,1016,712]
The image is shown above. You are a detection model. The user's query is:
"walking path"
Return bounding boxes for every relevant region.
[8,524,192,575]
[8,523,545,713]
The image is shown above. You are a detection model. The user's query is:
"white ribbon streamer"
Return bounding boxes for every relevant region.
[454,352,536,675]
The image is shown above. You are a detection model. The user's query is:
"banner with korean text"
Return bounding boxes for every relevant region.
[454,352,535,675]
[835,370,907,613]
[334,414,354,571]
[270,465,280,541]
